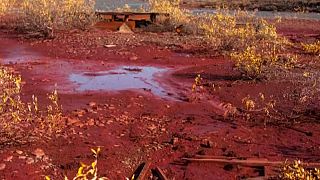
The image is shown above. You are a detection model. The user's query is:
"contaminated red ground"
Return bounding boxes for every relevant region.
[0,18,320,180]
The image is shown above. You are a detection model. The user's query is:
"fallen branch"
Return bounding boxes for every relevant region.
[182,158,320,168]
[154,167,169,180]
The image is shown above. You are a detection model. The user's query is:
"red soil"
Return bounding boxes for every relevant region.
[0,19,319,180]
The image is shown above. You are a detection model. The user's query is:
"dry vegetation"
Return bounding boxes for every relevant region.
[1,0,96,37]
[0,0,319,178]
[0,66,64,146]
[280,160,320,179]
[149,0,293,78]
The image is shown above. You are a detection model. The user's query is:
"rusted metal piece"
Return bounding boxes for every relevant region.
[95,11,168,31]
[96,12,168,23]
[131,162,151,180]
[95,21,136,31]
[154,166,169,180]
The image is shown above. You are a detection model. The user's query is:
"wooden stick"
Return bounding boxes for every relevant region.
[131,162,151,180]
[154,167,169,180]
[194,155,268,161]
[182,158,320,167]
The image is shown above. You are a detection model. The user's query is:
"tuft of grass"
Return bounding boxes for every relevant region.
[302,41,320,56]
[1,0,96,37]
[0,66,64,146]
[46,147,109,180]
[148,0,292,78]
[0,0,14,16]
[280,160,320,179]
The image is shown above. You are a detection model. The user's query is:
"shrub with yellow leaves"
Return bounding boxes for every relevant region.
[46,147,109,180]
[0,0,16,16]
[0,66,63,146]
[280,160,320,180]
[9,0,96,37]
[302,41,320,56]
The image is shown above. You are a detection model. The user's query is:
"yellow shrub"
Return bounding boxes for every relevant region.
[0,0,15,16]
[15,0,95,37]
[149,0,190,26]
[280,160,320,180]
[231,46,264,78]
[0,66,63,145]
[302,41,320,55]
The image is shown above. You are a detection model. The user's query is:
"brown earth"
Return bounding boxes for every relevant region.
[0,19,320,180]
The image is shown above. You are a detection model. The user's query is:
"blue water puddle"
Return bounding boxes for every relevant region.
[69,66,172,98]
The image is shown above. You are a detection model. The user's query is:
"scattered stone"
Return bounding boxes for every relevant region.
[4,156,13,162]
[104,44,116,48]
[148,124,157,132]
[0,163,5,171]
[74,121,85,128]
[66,118,81,126]
[18,156,27,160]
[98,123,105,127]
[89,102,97,108]
[106,120,113,124]
[171,137,179,145]
[16,150,23,155]
[26,157,35,165]
[76,110,86,117]
[32,148,45,159]
[129,56,138,61]
[87,119,95,126]
[118,23,133,33]
[108,106,115,110]
[200,139,214,148]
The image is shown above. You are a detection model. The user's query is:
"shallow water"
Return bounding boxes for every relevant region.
[1,45,40,64]
[69,66,171,98]
[95,0,148,11]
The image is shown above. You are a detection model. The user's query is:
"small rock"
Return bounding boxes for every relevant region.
[89,102,97,108]
[108,106,115,110]
[200,139,214,148]
[129,56,138,61]
[18,156,27,159]
[4,156,13,162]
[118,23,133,33]
[171,137,179,145]
[66,118,81,126]
[106,120,113,124]
[104,44,116,48]
[0,163,5,171]
[16,150,23,155]
[148,124,157,132]
[32,148,45,159]
[26,157,35,164]
[98,123,105,127]
[74,121,85,128]
[87,119,95,126]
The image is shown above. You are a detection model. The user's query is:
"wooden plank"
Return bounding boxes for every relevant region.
[154,167,169,180]
[130,162,151,180]
[182,158,320,168]
[95,12,165,16]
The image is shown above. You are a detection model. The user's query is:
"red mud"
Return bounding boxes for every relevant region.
[0,19,320,180]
